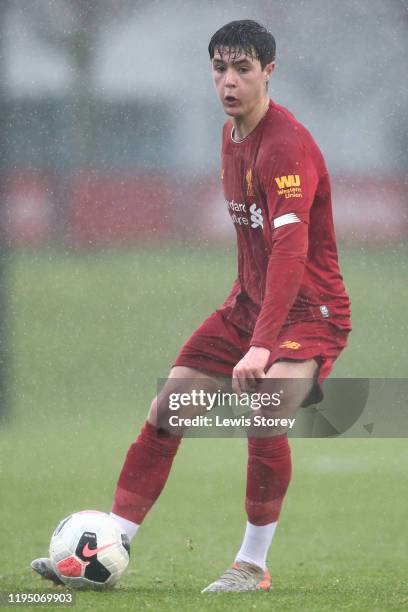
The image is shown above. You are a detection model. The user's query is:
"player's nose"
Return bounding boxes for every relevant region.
[224,69,237,87]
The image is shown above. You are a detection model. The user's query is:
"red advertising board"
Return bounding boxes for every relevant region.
[4,172,53,246]
[69,173,173,246]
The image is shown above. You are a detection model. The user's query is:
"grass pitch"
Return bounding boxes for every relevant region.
[0,245,407,611]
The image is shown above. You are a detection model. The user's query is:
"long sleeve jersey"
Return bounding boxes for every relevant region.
[218,98,351,351]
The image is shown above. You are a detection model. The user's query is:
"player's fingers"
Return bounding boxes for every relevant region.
[231,370,240,394]
[233,379,245,394]
[240,368,264,390]
[241,368,257,393]
[245,369,259,390]
[254,368,266,381]
[232,369,246,394]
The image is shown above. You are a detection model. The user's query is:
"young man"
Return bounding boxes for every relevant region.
[32,19,351,592]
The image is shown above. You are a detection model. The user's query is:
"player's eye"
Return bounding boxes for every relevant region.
[214,65,225,72]
[239,67,249,73]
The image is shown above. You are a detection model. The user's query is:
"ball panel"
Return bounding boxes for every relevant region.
[52,514,73,537]
[83,559,111,583]
[56,556,86,578]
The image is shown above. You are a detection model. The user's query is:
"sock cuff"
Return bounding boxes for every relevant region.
[139,421,182,455]
[247,433,290,457]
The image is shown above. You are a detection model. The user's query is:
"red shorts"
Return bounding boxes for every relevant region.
[173,310,350,406]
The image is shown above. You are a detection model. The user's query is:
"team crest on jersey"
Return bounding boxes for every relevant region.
[280,340,302,350]
[246,168,255,197]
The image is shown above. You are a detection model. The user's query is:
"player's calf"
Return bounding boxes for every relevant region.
[112,367,222,529]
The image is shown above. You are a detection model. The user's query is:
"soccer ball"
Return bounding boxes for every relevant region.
[49,510,130,590]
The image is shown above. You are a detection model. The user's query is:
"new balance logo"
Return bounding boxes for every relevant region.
[250,203,263,229]
[275,175,301,189]
[280,340,301,350]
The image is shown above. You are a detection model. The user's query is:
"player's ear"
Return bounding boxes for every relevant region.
[264,61,276,83]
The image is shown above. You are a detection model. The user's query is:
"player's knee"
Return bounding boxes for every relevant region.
[262,390,297,415]
[148,389,177,421]
[260,374,315,417]
[147,396,159,426]
[147,383,191,428]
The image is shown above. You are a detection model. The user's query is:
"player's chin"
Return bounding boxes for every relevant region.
[222,104,243,117]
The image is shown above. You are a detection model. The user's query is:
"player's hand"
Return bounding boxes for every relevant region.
[232,346,271,394]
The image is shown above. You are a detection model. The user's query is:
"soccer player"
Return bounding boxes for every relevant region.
[32,19,351,592]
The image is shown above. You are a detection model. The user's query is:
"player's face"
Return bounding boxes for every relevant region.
[211,49,274,118]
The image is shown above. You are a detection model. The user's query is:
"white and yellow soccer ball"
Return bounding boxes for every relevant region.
[49,510,130,590]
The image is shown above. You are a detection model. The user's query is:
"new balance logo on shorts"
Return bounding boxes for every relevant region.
[280,340,302,350]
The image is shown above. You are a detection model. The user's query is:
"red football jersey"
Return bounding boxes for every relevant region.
[218,99,351,351]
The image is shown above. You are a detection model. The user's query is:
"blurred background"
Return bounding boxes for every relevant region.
[1,0,408,250]
[1,2,408,604]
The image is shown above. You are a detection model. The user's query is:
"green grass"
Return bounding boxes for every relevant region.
[0,245,407,611]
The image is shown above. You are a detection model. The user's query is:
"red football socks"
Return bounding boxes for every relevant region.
[111,421,181,524]
[245,434,292,525]
[112,424,291,527]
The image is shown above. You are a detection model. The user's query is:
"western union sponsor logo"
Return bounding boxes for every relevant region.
[275,174,301,189]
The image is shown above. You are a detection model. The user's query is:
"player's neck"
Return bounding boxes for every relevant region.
[232,97,270,142]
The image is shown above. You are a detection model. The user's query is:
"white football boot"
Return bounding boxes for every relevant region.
[31,557,65,586]
[201,560,272,593]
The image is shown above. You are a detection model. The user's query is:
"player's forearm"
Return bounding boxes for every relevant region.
[250,255,306,351]
[250,222,308,351]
